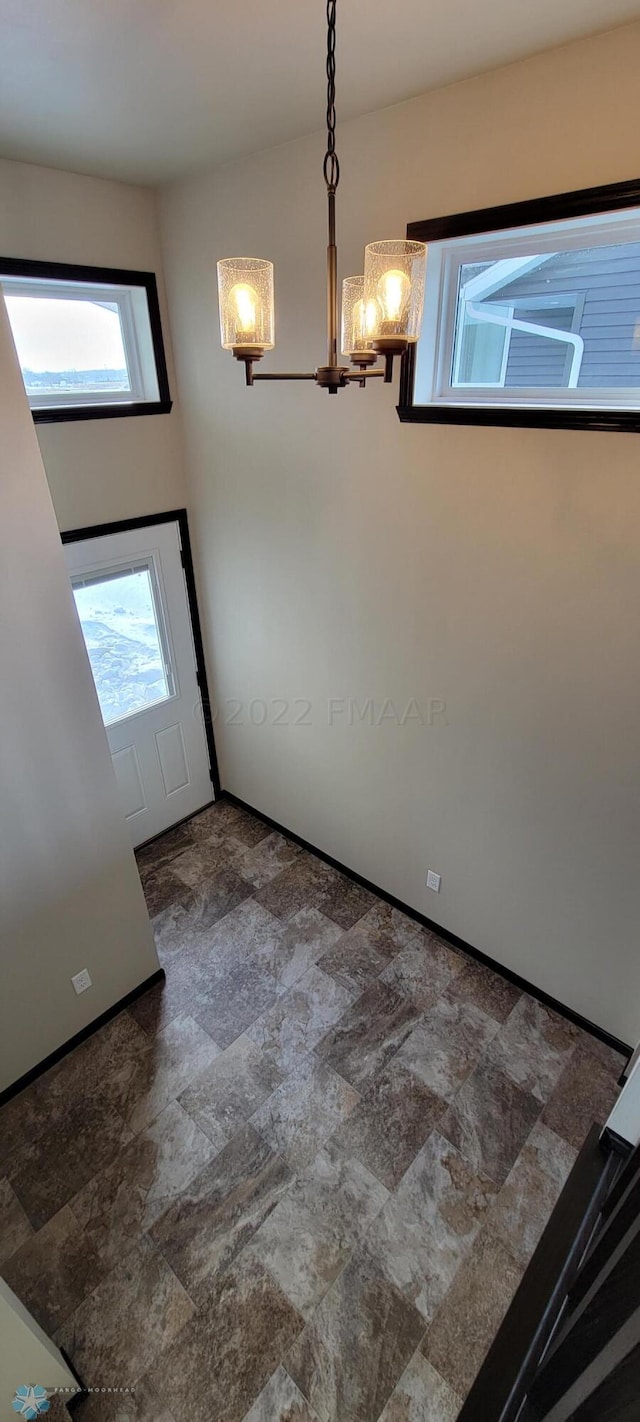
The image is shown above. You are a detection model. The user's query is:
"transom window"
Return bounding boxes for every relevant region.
[0,259,171,422]
[399,177,640,432]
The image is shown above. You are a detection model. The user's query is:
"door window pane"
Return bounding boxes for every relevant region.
[72,564,171,726]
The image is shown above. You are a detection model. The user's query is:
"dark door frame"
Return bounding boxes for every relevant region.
[61,508,221,799]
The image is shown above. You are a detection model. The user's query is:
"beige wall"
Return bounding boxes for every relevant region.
[0,157,186,531]
[0,1282,77,1416]
[0,299,159,1092]
[159,22,640,1045]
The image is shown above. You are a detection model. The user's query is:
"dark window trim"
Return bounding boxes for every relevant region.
[1,256,172,423]
[61,510,220,798]
[398,174,640,433]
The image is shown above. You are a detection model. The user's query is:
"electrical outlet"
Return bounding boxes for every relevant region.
[72,968,92,995]
[426,870,441,893]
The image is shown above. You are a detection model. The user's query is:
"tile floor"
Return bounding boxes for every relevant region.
[0,800,626,1422]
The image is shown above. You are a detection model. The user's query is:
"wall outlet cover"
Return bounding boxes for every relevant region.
[72,968,92,995]
[426,870,441,893]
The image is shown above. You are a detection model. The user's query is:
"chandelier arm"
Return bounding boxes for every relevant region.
[251,372,317,381]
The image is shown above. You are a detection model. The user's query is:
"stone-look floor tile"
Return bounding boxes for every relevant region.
[378,1353,462,1422]
[149,902,202,961]
[486,995,579,1104]
[9,1092,133,1230]
[232,831,304,889]
[541,1040,622,1148]
[188,955,281,1049]
[222,809,273,848]
[3,1206,106,1335]
[287,1249,425,1422]
[170,835,246,889]
[73,1378,176,1422]
[315,980,421,1093]
[190,799,246,838]
[140,866,189,918]
[188,866,253,929]
[69,1100,217,1268]
[422,1229,523,1398]
[66,1012,153,1108]
[575,1032,628,1076]
[330,1058,445,1190]
[250,1142,388,1318]
[251,1055,360,1171]
[0,1013,147,1176]
[57,1235,194,1387]
[394,998,499,1103]
[0,1094,35,1176]
[246,966,356,1073]
[147,1251,304,1422]
[381,934,465,1011]
[179,1034,284,1150]
[109,1014,220,1135]
[254,855,335,922]
[242,1366,322,1422]
[365,1130,497,1321]
[262,908,343,993]
[489,1122,577,1268]
[318,903,423,996]
[359,902,425,951]
[312,873,377,930]
[149,1123,292,1297]
[445,961,522,1024]
[441,1059,541,1186]
[127,973,190,1038]
[193,896,285,971]
[136,819,197,873]
[318,922,400,996]
[0,1177,33,1263]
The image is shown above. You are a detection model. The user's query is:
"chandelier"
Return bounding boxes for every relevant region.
[217,0,427,395]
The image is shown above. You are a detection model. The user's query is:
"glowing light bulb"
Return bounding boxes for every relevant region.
[230,281,258,337]
[377,268,411,325]
[353,297,380,345]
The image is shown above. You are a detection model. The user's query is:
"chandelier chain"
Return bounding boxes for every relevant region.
[323,0,339,193]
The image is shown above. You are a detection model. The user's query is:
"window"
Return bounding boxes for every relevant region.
[72,560,174,726]
[399,176,640,432]
[0,259,171,422]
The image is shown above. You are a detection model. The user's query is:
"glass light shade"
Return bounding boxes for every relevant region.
[341,275,378,357]
[363,240,427,344]
[217,257,275,351]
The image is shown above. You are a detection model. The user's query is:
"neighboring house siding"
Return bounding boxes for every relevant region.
[491,244,640,387]
[505,307,575,388]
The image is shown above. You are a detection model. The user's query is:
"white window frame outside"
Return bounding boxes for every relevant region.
[414,204,640,412]
[0,260,171,421]
[1,277,155,410]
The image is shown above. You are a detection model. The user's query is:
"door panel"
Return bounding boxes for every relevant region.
[65,519,213,846]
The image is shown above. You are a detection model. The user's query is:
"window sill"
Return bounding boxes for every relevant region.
[32,399,173,425]
[396,404,640,434]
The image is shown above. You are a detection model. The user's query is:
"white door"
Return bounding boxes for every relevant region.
[64,519,213,847]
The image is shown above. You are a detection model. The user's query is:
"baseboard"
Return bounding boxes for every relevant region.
[0,970,165,1106]
[222,790,633,1062]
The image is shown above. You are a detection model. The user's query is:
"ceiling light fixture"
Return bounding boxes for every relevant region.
[217,0,427,395]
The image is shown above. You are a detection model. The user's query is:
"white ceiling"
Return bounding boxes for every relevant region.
[1,0,639,185]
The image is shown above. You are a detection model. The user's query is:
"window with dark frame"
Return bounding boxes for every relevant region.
[399,176,640,433]
[0,258,171,423]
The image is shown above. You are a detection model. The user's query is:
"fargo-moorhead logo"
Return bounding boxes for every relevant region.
[12,1387,50,1418]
